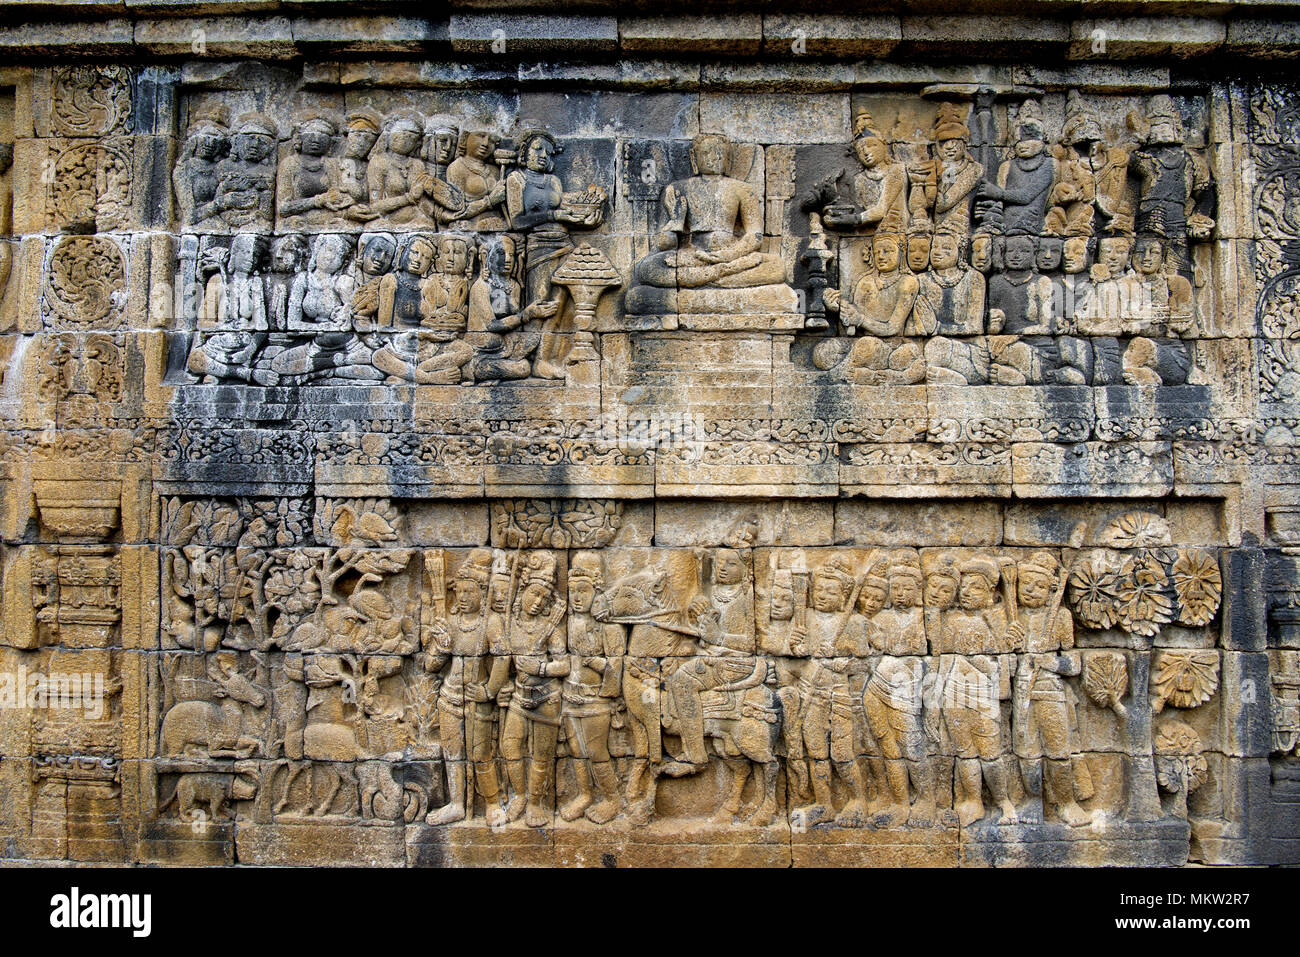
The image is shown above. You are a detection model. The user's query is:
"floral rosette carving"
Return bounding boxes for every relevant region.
[44,236,126,328]
[1114,552,1175,638]
[1069,552,1124,631]
[1152,650,1220,712]
[1068,516,1222,639]
[51,65,132,137]
[1097,511,1172,549]
[48,142,131,232]
[1170,549,1223,627]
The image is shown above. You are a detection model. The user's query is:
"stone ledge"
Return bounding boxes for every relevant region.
[449,14,619,57]
[1067,16,1226,58]
[761,15,902,58]
[0,12,1298,60]
[620,15,762,56]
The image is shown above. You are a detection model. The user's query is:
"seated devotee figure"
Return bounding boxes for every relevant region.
[266,234,309,331]
[988,235,1089,385]
[215,112,278,230]
[1118,235,1194,339]
[918,227,990,384]
[1076,234,1133,337]
[371,234,474,384]
[187,232,278,385]
[1060,236,1122,384]
[276,112,348,230]
[625,133,798,318]
[820,231,925,384]
[174,106,230,230]
[354,113,463,228]
[466,234,545,382]
[338,108,382,214]
[1119,235,1198,386]
[270,233,382,383]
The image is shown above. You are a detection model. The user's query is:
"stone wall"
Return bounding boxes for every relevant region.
[0,2,1297,866]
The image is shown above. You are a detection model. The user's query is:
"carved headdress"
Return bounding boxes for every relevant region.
[932,102,970,143]
[455,548,494,586]
[1019,550,1060,581]
[816,554,856,597]
[233,111,278,140]
[1062,90,1103,145]
[515,129,562,172]
[569,552,604,588]
[292,110,337,151]
[1016,100,1046,142]
[1144,94,1185,144]
[187,103,230,137]
[521,551,558,592]
[960,555,1000,586]
[860,556,890,594]
[426,113,460,136]
[385,110,424,147]
[923,551,960,586]
[853,109,884,141]
[345,106,382,136]
[889,549,923,583]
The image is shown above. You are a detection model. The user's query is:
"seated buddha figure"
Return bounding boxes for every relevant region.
[625,133,798,319]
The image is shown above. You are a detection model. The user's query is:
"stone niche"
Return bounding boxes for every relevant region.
[0,4,1296,867]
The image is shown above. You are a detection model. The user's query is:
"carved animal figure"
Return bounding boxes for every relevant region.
[593,565,784,825]
[298,671,422,820]
[661,657,784,826]
[158,771,258,822]
[160,669,267,758]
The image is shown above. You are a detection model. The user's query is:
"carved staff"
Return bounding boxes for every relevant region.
[831,552,873,648]
[500,547,523,652]
[1042,522,1089,649]
[421,548,446,653]
[997,556,1020,651]
[790,550,809,637]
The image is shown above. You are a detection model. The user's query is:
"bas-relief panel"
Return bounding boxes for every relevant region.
[0,62,1291,867]
[157,87,1227,395]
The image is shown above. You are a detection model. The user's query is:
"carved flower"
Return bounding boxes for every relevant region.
[1113,553,1174,638]
[1154,721,1208,795]
[1098,512,1171,549]
[264,551,322,619]
[1152,650,1220,711]
[242,497,311,548]
[319,497,402,547]
[1171,548,1223,627]
[1069,552,1123,630]
[1084,651,1129,716]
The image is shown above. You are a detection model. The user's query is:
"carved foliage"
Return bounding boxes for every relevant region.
[47,142,132,232]
[490,498,623,548]
[1152,649,1220,712]
[43,236,127,329]
[50,66,132,137]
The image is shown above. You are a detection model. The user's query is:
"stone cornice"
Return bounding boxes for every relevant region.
[0,6,1297,62]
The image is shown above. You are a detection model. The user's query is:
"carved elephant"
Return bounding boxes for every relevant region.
[161,697,265,758]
